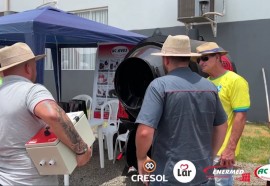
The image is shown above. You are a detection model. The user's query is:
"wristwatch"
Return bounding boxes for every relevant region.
[76,147,88,155]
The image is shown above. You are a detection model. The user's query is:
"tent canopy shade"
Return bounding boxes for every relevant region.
[0,6,146,101]
[0,7,145,45]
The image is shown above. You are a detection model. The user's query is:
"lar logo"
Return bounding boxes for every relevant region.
[254,164,270,181]
[173,160,196,183]
[143,159,156,173]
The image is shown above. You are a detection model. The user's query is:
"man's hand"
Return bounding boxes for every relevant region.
[220,147,235,167]
[137,156,151,186]
[76,146,92,167]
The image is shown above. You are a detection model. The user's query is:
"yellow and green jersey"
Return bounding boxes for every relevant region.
[209,71,250,156]
[0,77,2,86]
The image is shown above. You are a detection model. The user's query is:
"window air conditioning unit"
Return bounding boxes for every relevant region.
[178,0,215,24]
[0,11,17,17]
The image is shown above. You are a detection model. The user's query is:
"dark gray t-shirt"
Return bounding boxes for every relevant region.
[0,75,58,185]
[136,67,227,185]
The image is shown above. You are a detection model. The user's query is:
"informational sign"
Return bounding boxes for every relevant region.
[92,43,135,118]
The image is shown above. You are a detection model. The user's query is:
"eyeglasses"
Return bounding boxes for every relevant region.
[197,54,216,64]
[197,56,209,63]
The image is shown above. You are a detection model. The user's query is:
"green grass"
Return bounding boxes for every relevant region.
[236,123,270,164]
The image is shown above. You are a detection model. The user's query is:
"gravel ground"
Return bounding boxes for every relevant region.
[58,142,267,186]
[58,142,143,186]
[234,162,266,186]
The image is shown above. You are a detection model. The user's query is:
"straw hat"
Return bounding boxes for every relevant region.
[0,42,46,71]
[151,35,201,57]
[196,42,228,56]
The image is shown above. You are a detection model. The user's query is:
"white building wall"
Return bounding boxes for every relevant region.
[219,0,270,23]
[1,0,270,30]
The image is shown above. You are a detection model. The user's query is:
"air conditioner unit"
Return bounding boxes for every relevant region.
[0,11,17,17]
[178,0,215,24]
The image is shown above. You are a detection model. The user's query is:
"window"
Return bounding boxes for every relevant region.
[45,8,108,70]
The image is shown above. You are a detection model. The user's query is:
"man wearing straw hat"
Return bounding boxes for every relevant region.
[135,35,228,185]
[196,42,250,186]
[0,43,91,185]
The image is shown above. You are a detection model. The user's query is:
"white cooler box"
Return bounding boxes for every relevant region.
[25,111,95,175]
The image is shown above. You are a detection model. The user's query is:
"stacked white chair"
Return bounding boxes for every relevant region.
[113,128,130,164]
[72,94,93,119]
[100,99,119,160]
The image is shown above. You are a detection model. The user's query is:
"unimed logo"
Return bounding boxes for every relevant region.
[173,160,196,183]
[131,159,168,183]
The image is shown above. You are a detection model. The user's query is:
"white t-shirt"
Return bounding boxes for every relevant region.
[0,75,58,185]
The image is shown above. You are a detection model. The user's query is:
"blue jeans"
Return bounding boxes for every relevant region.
[214,173,233,186]
[212,156,234,186]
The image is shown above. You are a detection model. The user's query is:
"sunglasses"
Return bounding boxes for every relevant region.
[197,54,217,64]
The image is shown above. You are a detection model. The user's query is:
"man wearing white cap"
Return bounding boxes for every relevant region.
[0,43,91,185]
[196,42,250,186]
[135,35,228,185]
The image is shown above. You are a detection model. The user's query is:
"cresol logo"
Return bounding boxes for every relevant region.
[111,46,129,57]
[254,164,270,181]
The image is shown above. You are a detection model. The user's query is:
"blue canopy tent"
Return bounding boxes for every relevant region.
[0,6,146,101]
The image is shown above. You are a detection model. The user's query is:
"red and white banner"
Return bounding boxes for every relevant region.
[92,43,135,118]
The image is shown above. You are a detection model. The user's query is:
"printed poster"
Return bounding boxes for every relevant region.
[92,43,135,118]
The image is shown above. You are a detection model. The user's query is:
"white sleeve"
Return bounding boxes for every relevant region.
[26,84,55,113]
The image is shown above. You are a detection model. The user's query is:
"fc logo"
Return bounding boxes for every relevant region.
[143,159,156,173]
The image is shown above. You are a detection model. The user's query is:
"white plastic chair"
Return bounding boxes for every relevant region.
[73,94,106,168]
[72,94,92,119]
[64,94,93,185]
[100,99,119,160]
[72,94,95,155]
[113,129,130,164]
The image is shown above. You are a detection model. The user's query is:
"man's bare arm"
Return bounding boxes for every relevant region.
[34,100,87,154]
[136,123,155,184]
[136,124,155,160]
[220,112,246,166]
[226,112,246,151]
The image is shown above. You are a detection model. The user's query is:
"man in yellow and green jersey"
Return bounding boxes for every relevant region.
[196,42,250,186]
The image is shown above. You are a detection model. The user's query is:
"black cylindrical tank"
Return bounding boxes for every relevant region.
[114,42,166,121]
[114,40,205,121]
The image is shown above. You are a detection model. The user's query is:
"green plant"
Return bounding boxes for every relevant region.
[236,123,270,164]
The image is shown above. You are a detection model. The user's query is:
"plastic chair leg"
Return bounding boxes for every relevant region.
[104,136,107,150]
[118,140,122,152]
[113,138,118,164]
[106,133,114,160]
[98,128,105,168]
[64,175,69,186]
